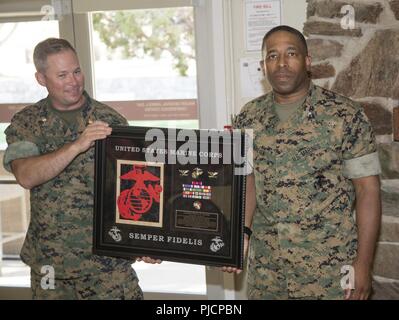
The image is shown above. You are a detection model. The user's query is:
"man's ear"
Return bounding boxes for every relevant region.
[35,72,46,87]
[305,54,312,72]
[259,60,266,77]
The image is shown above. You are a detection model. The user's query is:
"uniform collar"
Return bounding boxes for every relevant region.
[38,91,94,137]
[270,82,318,123]
[302,82,318,122]
[257,82,319,134]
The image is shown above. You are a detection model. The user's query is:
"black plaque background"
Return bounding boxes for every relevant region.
[93,126,246,268]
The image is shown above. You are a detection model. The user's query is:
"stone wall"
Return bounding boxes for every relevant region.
[304,0,399,299]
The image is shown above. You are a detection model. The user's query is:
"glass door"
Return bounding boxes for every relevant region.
[85,3,205,298]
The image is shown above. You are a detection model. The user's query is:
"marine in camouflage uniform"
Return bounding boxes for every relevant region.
[234,82,381,299]
[3,91,143,299]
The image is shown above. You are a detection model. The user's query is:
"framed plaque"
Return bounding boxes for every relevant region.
[93,126,247,268]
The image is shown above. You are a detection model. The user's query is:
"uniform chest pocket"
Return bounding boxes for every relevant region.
[252,129,275,161]
[283,135,340,178]
[284,142,342,216]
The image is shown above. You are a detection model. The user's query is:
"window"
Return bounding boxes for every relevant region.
[0,20,59,149]
[88,5,205,296]
[91,8,198,130]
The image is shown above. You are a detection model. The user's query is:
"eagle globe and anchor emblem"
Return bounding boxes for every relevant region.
[210,236,225,252]
[108,226,122,242]
[117,165,163,221]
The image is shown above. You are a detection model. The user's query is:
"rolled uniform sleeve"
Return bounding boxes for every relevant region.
[232,109,254,174]
[2,110,41,173]
[3,141,40,172]
[343,152,381,179]
[342,108,381,179]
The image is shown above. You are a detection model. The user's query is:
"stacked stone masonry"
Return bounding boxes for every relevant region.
[304,0,399,299]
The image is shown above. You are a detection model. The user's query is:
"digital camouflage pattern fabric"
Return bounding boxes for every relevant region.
[3,92,142,299]
[30,267,142,300]
[234,83,378,299]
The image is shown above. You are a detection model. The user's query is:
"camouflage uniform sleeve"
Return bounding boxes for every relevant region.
[232,103,252,130]
[232,103,254,174]
[232,113,243,130]
[3,141,40,173]
[3,112,41,172]
[342,108,381,179]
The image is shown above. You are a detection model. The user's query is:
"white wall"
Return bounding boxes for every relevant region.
[282,0,308,32]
